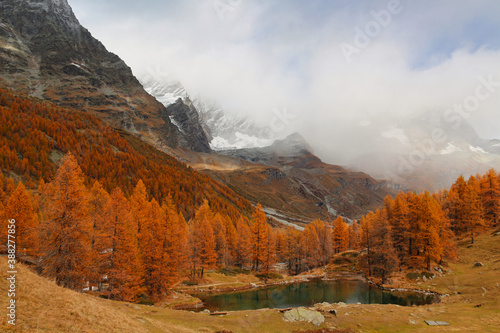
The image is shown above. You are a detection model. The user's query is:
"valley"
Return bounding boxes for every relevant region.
[2,231,499,332]
[0,1,499,332]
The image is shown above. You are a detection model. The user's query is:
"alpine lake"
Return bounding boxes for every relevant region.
[193,278,439,312]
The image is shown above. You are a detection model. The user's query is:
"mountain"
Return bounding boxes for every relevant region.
[0,0,209,152]
[0,86,252,220]
[181,133,402,223]
[0,0,399,225]
[139,74,276,150]
[166,98,211,153]
[350,112,500,191]
[220,132,315,167]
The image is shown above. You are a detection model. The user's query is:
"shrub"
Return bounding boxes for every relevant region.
[332,256,354,265]
[138,295,154,305]
[341,251,359,258]
[406,272,421,280]
[217,267,251,276]
[182,280,198,286]
[255,272,283,280]
[217,267,236,276]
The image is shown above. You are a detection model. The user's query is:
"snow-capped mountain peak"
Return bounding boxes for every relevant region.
[139,75,277,150]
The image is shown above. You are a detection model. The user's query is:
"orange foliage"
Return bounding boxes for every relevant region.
[0,87,252,221]
[189,200,217,278]
[332,216,349,253]
[2,86,500,298]
[3,182,38,256]
[38,153,93,289]
[250,204,270,272]
[107,188,144,302]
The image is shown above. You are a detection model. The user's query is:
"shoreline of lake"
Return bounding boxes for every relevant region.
[177,273,441,312]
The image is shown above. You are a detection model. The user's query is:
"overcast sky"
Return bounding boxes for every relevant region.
[68,0,500,163]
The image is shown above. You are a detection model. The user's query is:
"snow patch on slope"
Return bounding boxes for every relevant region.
[143,80,188,107]
[469,145,487,154]
[210,134,273,150]
[440,143,462,155]
[169,116,184,134]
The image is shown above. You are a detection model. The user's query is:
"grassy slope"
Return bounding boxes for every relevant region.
[326,231,500,332]
[0,258,312,332]
[1,231,499,332]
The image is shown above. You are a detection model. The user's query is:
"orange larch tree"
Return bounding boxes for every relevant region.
[479,169,500,228]
[302,224,321,269]
[406,192,422,258]
[332,216,348,254]
[4,182,39,256]
[448,176,485,243]
[368,209,399,283]
[107,188,144,302]
[415,192,445,270]
[348,221,361,251]
[189,200,217,278]
[222,214,238,265]
[359,213,375,276]
[464,176,486,244]
[234,217,251,269]
[140,198,167,299]
[162,196,189,283]
[212,213,229,266]
[261,225,276,277]
[38,153,93,290]
[88,180,113,288]
[284,227,303,275]
[250,204,269,272]
[274,229,287,263]
[388,193,410,264]
[310,219,333,265]
[130,180,150,236]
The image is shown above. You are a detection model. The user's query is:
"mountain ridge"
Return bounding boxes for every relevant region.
[139,74,277,150]
[0,0,209,152]
[349,112,500,191]
[171,133,402,221]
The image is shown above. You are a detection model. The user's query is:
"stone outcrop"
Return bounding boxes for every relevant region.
[167,98,211,153]
[282,308,325,327]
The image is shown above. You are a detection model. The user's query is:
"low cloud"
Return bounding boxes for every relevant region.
[69,0,500,164]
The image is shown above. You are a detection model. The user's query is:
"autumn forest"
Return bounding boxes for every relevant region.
[1,87,499,303]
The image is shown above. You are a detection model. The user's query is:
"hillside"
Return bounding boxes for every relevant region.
[0,257,316,332]
[192,134,402,221]
[0,87,251,220]
[0,0,208,151]
[2,231,499,332]
[0,0,406,225]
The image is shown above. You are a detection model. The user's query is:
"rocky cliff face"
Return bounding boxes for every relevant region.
[0,0,194,149]
[167,98,211,153]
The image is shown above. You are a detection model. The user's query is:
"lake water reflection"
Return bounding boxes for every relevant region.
[196,279,438,311]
